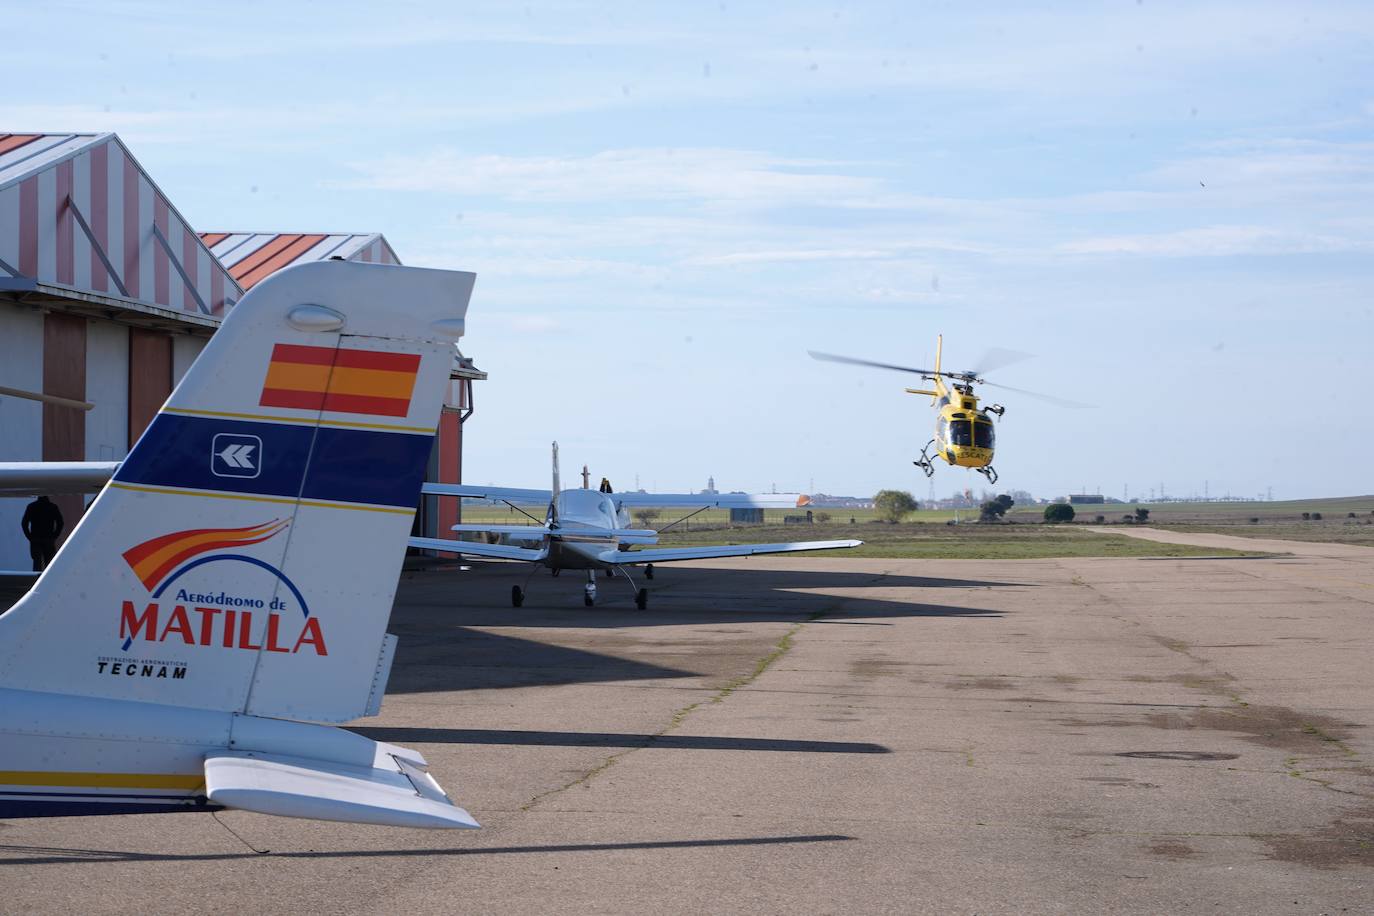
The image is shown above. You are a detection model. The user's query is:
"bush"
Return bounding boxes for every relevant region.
[1095,515,1105,523]
[874,489,918,523]
[1122,514,1135,523]
[1311,512,1322,520]
[1249,517,1259,524]
[1044,503,1075,524]
[1134,507,1150,522]
[815,511,832,524]
[634,508,661,527]
[1301,512,1311,520]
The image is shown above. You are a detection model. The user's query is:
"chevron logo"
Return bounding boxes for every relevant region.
[211,433,262,479]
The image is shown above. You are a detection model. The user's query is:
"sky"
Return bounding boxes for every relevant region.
[8,1,1374,501]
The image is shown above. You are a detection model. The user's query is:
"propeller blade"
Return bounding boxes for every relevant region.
[969,346,1034,376]
[808,351,938,377]
[979,379,1095,408]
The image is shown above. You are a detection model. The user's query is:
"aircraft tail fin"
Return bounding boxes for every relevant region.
[549,441,561,526]
[0,261,474,724]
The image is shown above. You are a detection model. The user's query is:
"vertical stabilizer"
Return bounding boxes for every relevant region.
[0,261,475,723]
[549,441,561,526]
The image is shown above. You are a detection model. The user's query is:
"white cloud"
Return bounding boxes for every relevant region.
[1058,225,1369,257]
[343,148,881,206]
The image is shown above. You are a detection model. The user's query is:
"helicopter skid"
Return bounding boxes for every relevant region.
[976,465,999,485]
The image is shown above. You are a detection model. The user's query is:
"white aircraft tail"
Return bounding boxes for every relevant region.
[0,261,474,724]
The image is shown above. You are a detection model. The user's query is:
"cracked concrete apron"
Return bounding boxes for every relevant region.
[1,536,1371,914]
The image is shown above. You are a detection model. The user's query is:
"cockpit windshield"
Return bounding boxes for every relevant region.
[948,420,973,446]
[974,421,994,449]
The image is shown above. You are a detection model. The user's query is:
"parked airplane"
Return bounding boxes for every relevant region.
[409,444,861,609]
[0,260,481,828]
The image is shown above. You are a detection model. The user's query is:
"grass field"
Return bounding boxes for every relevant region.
[450,493,1373,558]
[648,521,1261,560]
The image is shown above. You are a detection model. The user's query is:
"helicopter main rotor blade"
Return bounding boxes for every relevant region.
[968,346,1034,377]
[808,351,938,377]
[979,378,1095,408]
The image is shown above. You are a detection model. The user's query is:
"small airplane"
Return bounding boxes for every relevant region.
[0,260,481,828]
[810,335,1089,485]
[409,444,861,609]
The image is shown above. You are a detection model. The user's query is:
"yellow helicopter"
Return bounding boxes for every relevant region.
[810,335,1088,485]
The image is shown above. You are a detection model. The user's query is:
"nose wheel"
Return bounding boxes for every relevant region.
[583,570,597,606]
[511,585,525,607]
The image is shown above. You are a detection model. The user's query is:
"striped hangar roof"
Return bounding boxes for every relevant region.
[0,133,105,187]
[0,132,241,322]
[199,232,400,290]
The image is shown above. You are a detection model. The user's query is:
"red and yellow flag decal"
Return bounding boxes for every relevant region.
[123,520,289,591]
[259,344,421,418]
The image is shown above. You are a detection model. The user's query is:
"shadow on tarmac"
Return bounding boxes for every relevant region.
[353,726,890,754]
[0,833,854,866]
[395,562,1016,629]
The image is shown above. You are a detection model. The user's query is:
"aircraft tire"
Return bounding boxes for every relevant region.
[511,586,524,608]
[635,588,648,610]
[583,593,595,607]
[645,564,654,580]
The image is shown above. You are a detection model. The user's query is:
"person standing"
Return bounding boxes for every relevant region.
[21,496,64,572]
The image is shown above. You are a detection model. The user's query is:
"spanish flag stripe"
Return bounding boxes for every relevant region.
[263,360,332,393]
[333,349,421,373]
[320,392,412,417]
[264,363,416,400]
[269,343,336,366]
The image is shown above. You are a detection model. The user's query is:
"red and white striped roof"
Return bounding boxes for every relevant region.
[0,133,243,318]
[199,232,400,290]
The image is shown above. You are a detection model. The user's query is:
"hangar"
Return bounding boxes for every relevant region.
[0,132,482,570]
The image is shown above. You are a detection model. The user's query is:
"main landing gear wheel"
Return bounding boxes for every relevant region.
[511,585,524,608]
[635,588,648,610]
[584,571,597,607]
[645,564,654,580]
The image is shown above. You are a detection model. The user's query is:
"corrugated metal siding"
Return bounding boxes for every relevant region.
[199,231,401,289]
[0,133,242,315]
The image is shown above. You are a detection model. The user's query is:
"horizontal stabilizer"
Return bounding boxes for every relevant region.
[0,461,119,495]
[408,536,548,562]
[599,539,862,565]
[422,482,552,504]
[449,524,550,542]
[614,492,807,509]
[204,749,479,829]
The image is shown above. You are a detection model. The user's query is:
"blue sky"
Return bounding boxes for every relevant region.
[10,1,1374,500]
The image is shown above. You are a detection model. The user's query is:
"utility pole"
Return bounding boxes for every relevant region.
[581,464,590,489]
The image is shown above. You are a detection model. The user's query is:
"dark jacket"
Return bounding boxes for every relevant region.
[22,499,64,541]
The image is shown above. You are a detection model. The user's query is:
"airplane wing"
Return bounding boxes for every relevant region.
[448,524,550,543]
[597,539,862,565]
[204,743,479,829]
[408,535,548,562]
[0,461,120,496]
[613,492,807,509]
[421,482,552,504]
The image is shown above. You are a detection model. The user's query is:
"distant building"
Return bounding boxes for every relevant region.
[1069,494,1105,505]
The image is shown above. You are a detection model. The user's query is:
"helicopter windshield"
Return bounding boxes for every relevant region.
[974,421,994,449]
[948,420,973,446]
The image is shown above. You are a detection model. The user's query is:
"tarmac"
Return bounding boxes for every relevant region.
[2,530,1372,914]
